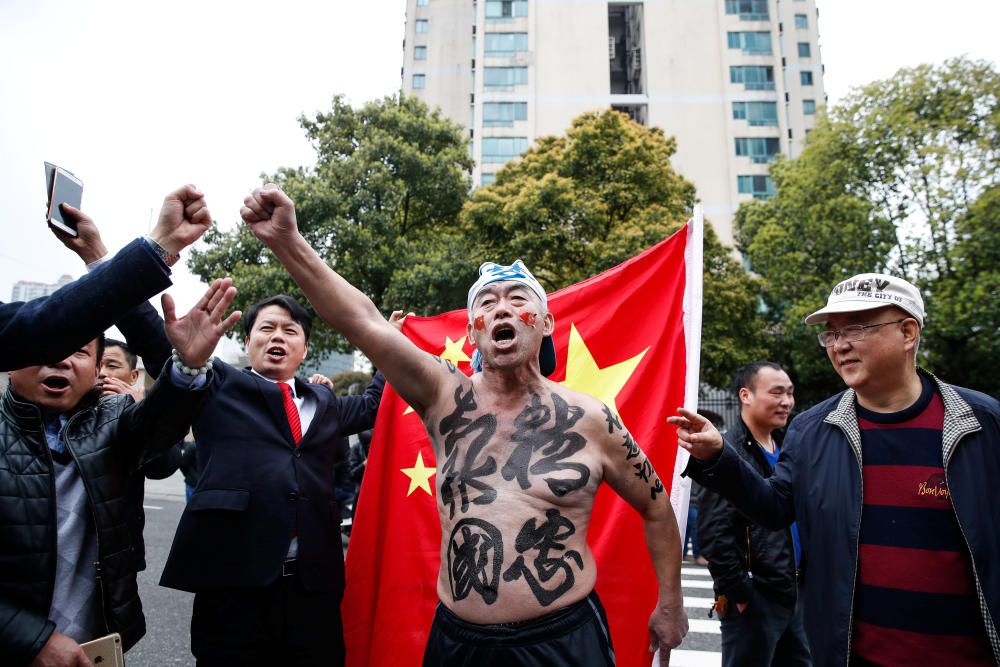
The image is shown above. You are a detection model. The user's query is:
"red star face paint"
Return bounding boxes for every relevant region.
[519,312,537,327]
[474,315,486,330]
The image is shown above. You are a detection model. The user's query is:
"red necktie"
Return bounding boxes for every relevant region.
[279,383,302,445]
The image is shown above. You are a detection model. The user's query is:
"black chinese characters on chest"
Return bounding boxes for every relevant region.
[440,389,591,607]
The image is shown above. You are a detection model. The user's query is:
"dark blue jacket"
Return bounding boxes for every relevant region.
[685,370,1000,666]
[697,419,798,606]
[159,362,384,595]
[0,239,171,371]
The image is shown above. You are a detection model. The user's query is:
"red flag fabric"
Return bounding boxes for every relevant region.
[343,224,693,667]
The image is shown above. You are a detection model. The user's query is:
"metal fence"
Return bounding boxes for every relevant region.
[698,387,741,435]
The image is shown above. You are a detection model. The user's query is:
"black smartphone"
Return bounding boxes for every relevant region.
[46,164,83,237]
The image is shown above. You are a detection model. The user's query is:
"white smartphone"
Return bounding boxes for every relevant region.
[46,164,83,237]
[80,632,124,666]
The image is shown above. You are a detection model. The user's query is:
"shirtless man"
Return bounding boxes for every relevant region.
[240,184,688,666]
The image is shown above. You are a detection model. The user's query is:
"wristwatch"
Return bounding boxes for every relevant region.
[144,236,181,267]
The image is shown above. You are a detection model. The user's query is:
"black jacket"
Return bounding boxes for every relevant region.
[696,418,798,606]
[348,431,371,484]
[0,366,206,665]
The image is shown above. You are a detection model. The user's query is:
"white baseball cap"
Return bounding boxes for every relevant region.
[804,273,924,327]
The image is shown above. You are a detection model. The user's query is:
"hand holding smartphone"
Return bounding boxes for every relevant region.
[45,162,84,237]
[80,632,124,666]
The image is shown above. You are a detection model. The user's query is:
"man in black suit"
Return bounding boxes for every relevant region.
[159,295,385,667]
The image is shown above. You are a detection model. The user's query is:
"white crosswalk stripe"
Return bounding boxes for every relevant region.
[688,618,721,634]
[684,595,715,608]
[668,649,722,666]
[676,562,721,665]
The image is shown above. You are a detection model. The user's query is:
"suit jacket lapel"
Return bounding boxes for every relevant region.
[296,377,330,447]
[244,367,297,448]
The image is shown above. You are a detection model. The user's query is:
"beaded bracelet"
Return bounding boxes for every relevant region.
[171,349,212,376]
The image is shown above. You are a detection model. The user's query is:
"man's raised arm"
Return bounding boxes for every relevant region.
[240,184,443,415]
[670,408,795,530]
[0,185,213,371]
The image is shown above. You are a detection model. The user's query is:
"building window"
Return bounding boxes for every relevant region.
[726,31,772,55]
[797,42,811,58]
[483,66,528,86]
[732,101,779,126]
[482,137,529,163]
[795,14,808,29]
[484,32,528,54]
[730,65,774,90]
[803,99,816,115]
[724,0,768,21]
[483,101,528,126]
[416,0,429,5]
[412,73,426,89]
[414,45,427,60]
[738,174,777,199]
[486,0,528,19]
[735,137,781,163]
[800,70,814,85]
[415,19,429,33]
[481,173,497,186]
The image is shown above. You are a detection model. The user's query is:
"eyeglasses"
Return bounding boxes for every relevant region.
[817,319,906,348]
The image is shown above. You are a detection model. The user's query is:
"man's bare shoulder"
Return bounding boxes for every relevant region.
[541,380,621,441]
[417,355,475,415]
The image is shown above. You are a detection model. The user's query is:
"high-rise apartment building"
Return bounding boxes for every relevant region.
[402,0,825,246]
[10,274,74,302]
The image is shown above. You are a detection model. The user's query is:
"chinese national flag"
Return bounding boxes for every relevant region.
[343,220,701,667]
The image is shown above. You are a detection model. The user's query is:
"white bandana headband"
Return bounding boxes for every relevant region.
[467,260,548,316]
[467,260,556,376]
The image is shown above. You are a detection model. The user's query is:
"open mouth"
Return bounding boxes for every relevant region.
[492,325,516,344]
[266,346,287,360]
[42,376,70,390]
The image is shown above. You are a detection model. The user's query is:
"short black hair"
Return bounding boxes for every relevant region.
[730,361,784,394]
[104,338,137,370]
[243,295,313,342]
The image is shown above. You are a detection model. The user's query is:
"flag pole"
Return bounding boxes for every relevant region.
[656,205,704,667]
[668,206,704,528]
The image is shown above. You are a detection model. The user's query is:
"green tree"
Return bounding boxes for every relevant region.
[188,94,474,357]
[462,110,768,388]
[736,57,1000,403]
[331,370,373,397]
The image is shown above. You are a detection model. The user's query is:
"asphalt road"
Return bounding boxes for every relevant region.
[129,484,194,666]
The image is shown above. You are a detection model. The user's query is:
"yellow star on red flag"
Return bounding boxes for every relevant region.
[403,334,471,416]
[559,323,647,417]
[400,451,436,497]
[440,335,471,365]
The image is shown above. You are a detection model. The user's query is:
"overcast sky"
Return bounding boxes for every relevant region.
[2,0,997,311]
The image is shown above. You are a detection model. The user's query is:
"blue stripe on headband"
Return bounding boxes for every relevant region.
[467,259,547,315]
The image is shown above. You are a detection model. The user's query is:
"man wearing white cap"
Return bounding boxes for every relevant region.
[671,273,1000,666]
[239,184,688,666]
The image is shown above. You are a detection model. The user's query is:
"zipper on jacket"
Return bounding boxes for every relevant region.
[40,422,60,616]
[843,430,864,667]
[945,437,1000,662]
[745,526,752,573]
[789,525,799,604]
[63,410,113,635]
